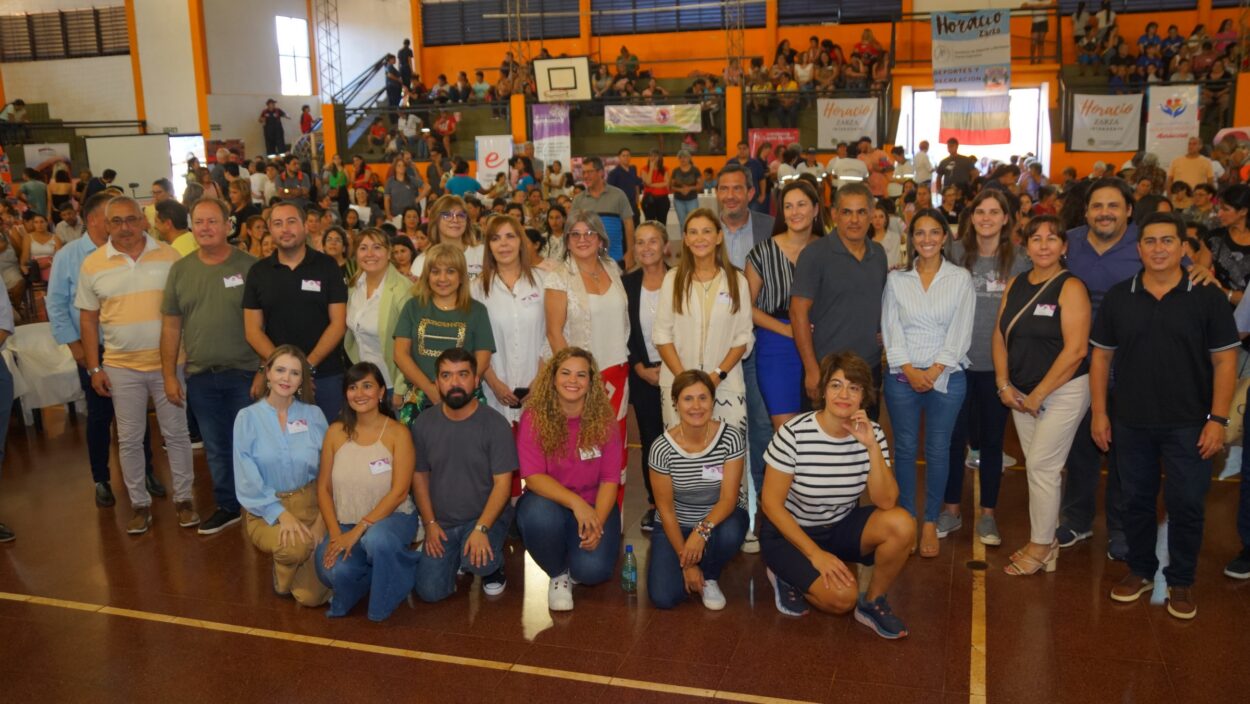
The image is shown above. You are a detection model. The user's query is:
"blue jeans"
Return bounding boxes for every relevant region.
[884,370,967,523]
[945,370,1007,509]
[1115,422,1211,587]
[673,197,698,232]
[742,352,773,496]
[413,505,513,603]
[314,373,344,424]
[516,492,620,583]
[0,356,12,477]
[186,369,253,513]
[1241,383,1250,550]
[647,507,748,609]
[316,511,420,621]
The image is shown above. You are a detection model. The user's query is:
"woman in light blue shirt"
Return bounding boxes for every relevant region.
[881,208,974,558]
[234,344,331,607]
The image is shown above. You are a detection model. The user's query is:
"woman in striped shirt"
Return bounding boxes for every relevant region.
[647,370,749,610]
[759,352,915,639]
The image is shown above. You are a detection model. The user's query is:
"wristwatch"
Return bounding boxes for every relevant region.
[474,523,489,534]
[712,367,728,381]
[87,366,103,376]
[1207,413,1230,427]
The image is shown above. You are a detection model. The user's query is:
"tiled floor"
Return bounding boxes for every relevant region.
[0,406,1247,703]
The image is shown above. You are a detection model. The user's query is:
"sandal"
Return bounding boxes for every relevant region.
[919,522,940,558]
[1004,541,1058,576]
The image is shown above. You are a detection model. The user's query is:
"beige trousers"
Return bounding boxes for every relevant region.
[244,482,330,607]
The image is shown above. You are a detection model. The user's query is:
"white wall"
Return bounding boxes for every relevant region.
[338,0,410,86]
[1,55,137,122]
[132,0,199,134]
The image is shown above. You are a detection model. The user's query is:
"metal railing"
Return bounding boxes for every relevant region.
[891,7,1065,67]
[740,85,892,150]
[339,101,512,163]
[526,91,727,157]
[1059,76,1238,151]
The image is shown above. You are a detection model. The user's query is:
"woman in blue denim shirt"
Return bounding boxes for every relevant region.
[233,345,331,607]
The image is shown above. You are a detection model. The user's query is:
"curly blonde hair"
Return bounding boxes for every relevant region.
[524,347,615,456]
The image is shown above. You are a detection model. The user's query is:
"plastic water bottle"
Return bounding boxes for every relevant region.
[621,544,637,594]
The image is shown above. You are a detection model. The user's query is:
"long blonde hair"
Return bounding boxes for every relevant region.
[414,243,471,311]
[671,207,742,315]
[523,347,614,456]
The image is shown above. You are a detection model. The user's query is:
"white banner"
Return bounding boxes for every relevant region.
[475,135,513,189]
[1146,85,1199,169]
[931,10,1011,95]
[817,98,879,149]
[1071,94,1142,152]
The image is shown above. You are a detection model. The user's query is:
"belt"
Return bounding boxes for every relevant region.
[276,481,316,499]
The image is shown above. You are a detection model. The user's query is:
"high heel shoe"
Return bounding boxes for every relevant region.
[1003,540,1059,576]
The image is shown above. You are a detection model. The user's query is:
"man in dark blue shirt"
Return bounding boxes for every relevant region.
[605,148,643,225]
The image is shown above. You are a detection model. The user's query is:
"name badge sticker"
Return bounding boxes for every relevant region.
[716,290,732,305]
[1034,303,1056,317]
[701,464,724,481]
[223,274,244,288]
[287,419,309,434]
[369,457,392,475]
[301,279,322,293]
[578,446,603,461]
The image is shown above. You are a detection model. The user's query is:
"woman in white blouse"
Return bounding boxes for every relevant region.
[472,214,546,424]
[881,207,974,558]
[544,209,631,496]
[344,229,413,404]
[411,194,485,280]
[653,207,754,431]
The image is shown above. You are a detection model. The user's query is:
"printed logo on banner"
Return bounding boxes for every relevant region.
[1161,97,1187,119]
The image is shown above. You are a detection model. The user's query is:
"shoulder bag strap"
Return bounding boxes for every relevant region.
[1002,272,1065,353]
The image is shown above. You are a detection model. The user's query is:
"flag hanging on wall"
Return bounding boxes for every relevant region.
[938,95,1011,145]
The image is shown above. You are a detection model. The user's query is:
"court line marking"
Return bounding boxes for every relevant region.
[0,590,815,704]
[969,475,988,704]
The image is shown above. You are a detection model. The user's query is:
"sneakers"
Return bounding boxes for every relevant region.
[741,530,760,554]
[1224,548,1250,579]
[94,481,116,508]
[640,508,657,533]
[1106,530,1129,562]
[964,448,980,469]
[976,514,1002,546]
[483,567,507,596]
[1109,573,1153,603]
[145,473,167,499]
[127,507,153,535]
[1166,587,1197,620]
[700,579,726,611]
[197,508,241,535]
[1055,525,1093,548]
[935,512,962,539]
[548,572,573,611]
[766,568,809,616]
[0,522,14,543]
[854,594,909,639]
[175,501,200,528]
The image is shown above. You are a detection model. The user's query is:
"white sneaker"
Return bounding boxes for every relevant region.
[701,579,726,611]
[741,531,760,554]
[547,572,574,611]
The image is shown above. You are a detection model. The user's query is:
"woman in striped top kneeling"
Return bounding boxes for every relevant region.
[647,370,749,610]
[759,352,916,639]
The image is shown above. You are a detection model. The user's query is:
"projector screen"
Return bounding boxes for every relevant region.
[85,134,173,196]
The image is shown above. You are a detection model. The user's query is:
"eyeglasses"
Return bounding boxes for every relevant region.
[568,229,598,240]
[828,380,864,395]
[440,210,468,221]
[108,216,146,228]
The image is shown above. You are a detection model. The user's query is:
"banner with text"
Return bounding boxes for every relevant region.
[931,10,1011,95]
[604,104,701,134]
[1070,93,1143,152]
[531,103,571,175]
[474,135,513,188]
[817,98,879,149]
[1146,84,1199,168]
[747,128,800,163]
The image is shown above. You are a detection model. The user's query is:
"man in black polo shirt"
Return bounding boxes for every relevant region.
[1091,212,1238,620]
[934,139,976,197]
[242,202,348,421]
[790,182,888,418]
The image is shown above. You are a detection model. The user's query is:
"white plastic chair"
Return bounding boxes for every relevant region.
[7,322,84,426]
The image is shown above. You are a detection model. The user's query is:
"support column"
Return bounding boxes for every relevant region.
[187,0,212,137]
[1236,74,1250,127]
[724,85,743,156]
[580,0,592,56]
[1197,0,1212,27]
[124,0,147,131]
[510,93,528,144]
[321,103,339,163]
[410,0,424,78]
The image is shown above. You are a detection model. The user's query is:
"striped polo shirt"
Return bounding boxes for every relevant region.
[74,234,180,372]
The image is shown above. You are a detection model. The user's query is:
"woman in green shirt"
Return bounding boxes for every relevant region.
[393,243,495,421]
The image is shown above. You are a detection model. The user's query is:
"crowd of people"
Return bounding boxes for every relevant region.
[4,102,1250,640]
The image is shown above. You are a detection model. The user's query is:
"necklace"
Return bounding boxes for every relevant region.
[678,422,711,449]
[434,297,456,311]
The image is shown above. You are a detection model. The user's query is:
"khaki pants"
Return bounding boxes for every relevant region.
[244,483,330,607]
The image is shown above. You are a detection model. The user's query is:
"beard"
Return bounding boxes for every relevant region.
[444,387,471,410]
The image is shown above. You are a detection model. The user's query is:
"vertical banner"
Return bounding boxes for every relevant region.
[1070,94,1143,152]
[817,98,879,148]
[1146,84,1199,168]
[747,128,800,162]
[932,11,1011,95]
[531,103,571,175]
[474,135,513,189]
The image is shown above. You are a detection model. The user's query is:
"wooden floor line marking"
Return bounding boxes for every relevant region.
[0,590,817,704]
[969,476,988,704]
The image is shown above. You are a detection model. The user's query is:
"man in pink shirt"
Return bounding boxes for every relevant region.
[858,136,893,197]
